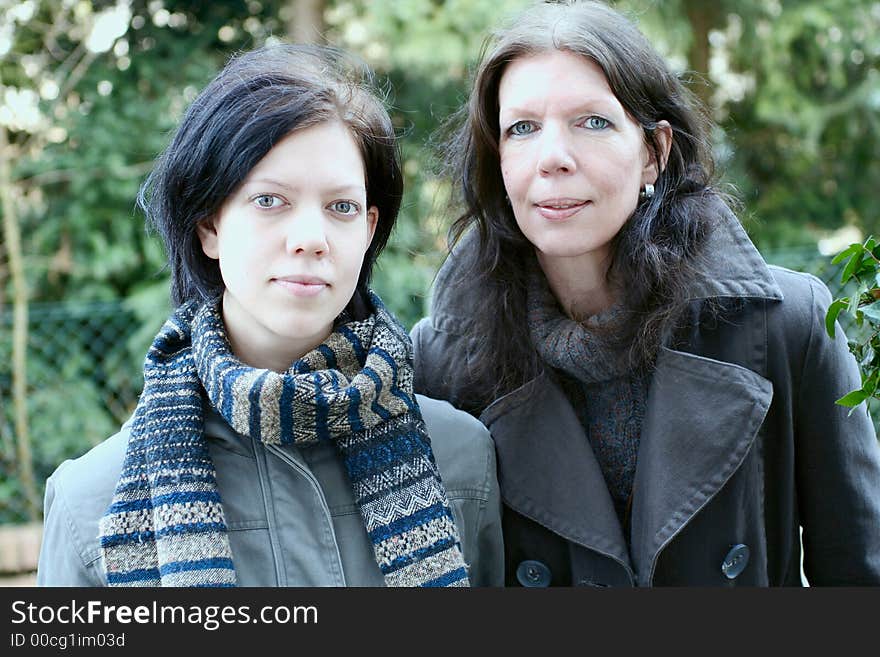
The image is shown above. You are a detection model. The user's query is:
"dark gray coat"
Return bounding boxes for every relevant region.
[412,214,880,586]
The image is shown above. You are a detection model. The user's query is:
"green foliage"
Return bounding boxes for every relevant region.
[826,237,880,411]
[718,0,880,248]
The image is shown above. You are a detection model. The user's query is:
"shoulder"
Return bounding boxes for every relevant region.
[47,426,128,509]
[764,265,833,345]
[751,266,862,400]
[417,394,495,498]
[768,265,831,309]
[40,426,129,573]
[411,315,467,364]
[411,317,475,410]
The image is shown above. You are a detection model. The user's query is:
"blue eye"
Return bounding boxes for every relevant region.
[329,200,359,215]
[585,116,610,130]
[508,121,537,136]
[253,194,282,209]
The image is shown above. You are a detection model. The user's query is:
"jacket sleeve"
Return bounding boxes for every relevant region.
[468,439,505,587]
[797,275,880,584]
[36,464,105,587]
[410,317,431,398]
[411,316,484,416]
[411,316,460,406]
[416,393,505,586]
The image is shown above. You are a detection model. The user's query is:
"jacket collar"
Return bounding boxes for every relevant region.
[203,400,256,459]
[429,200,783,330]
[681,203,783,301]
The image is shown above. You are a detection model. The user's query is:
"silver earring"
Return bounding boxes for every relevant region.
[639,183,655,199]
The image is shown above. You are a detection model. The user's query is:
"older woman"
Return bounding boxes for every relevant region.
[413,0,880,586]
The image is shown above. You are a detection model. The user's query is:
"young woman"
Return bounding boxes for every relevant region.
[37,44,502,587]
[413,0,880,586]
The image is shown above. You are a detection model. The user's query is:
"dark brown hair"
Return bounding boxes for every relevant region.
[444,0,719,409]
[139,44,402,316]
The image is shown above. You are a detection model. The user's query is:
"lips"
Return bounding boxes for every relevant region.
[534,198,591,221]
[272,275,329,297]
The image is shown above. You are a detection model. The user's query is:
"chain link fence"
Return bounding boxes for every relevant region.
[0,247,875,524]
[0,300,162,523]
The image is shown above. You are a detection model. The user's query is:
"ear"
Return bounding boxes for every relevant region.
[366,206,379,246]
[643,119,673,185]
[196,217,220,260]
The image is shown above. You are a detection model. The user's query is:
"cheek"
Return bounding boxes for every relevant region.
[500,156,524,195]
[499,145,526,189]
[499,159,510,190]
[215,231,265,281]
[333,225,372,277]
[593,150,642,197]
[501,166,528,208]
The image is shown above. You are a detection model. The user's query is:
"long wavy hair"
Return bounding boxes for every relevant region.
[443,0,722,409]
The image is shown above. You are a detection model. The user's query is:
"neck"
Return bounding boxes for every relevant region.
[218,292,334,373]
[226,334,317,373]
[536,247,615,320]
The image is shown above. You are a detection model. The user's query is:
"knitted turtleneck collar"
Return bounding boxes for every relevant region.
[526,262,632,384]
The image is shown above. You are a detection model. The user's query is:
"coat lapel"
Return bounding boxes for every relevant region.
[629,347,773,584]
[481,373,633,574]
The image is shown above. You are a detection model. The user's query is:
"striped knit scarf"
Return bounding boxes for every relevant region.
[98,294,469,587]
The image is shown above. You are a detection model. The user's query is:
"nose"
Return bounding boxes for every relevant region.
[285,207,329,256]
[537,124,576,176]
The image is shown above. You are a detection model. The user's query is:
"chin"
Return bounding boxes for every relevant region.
[533,238,608,260]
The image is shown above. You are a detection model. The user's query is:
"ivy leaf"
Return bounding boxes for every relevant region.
[841,249,865,285]
[859,259,879,279]
[836,388,870,408]
[831,243,860,266]
[825,298,848,338]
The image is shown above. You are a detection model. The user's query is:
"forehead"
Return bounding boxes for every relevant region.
[498,49,621,114]
[246,120,366,186]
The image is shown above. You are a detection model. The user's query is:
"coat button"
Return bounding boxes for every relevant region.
[721,544,750,579]
[516,560,552,587]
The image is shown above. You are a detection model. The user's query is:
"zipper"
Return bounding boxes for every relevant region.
[264,443,347,586]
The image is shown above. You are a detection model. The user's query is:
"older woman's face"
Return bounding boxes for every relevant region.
[498,49,662,271]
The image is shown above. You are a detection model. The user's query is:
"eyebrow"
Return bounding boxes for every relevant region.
[244,178,366,195]
[500,99,622,119]
[245,177,295,191]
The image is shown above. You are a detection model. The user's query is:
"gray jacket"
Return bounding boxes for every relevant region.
[37,395,504,586]
[412,212,880,585]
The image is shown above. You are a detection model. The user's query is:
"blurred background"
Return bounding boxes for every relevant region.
[0,0,878,580]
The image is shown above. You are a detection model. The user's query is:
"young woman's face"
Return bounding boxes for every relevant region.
[197,120,377,372]
[498,49,664,272]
